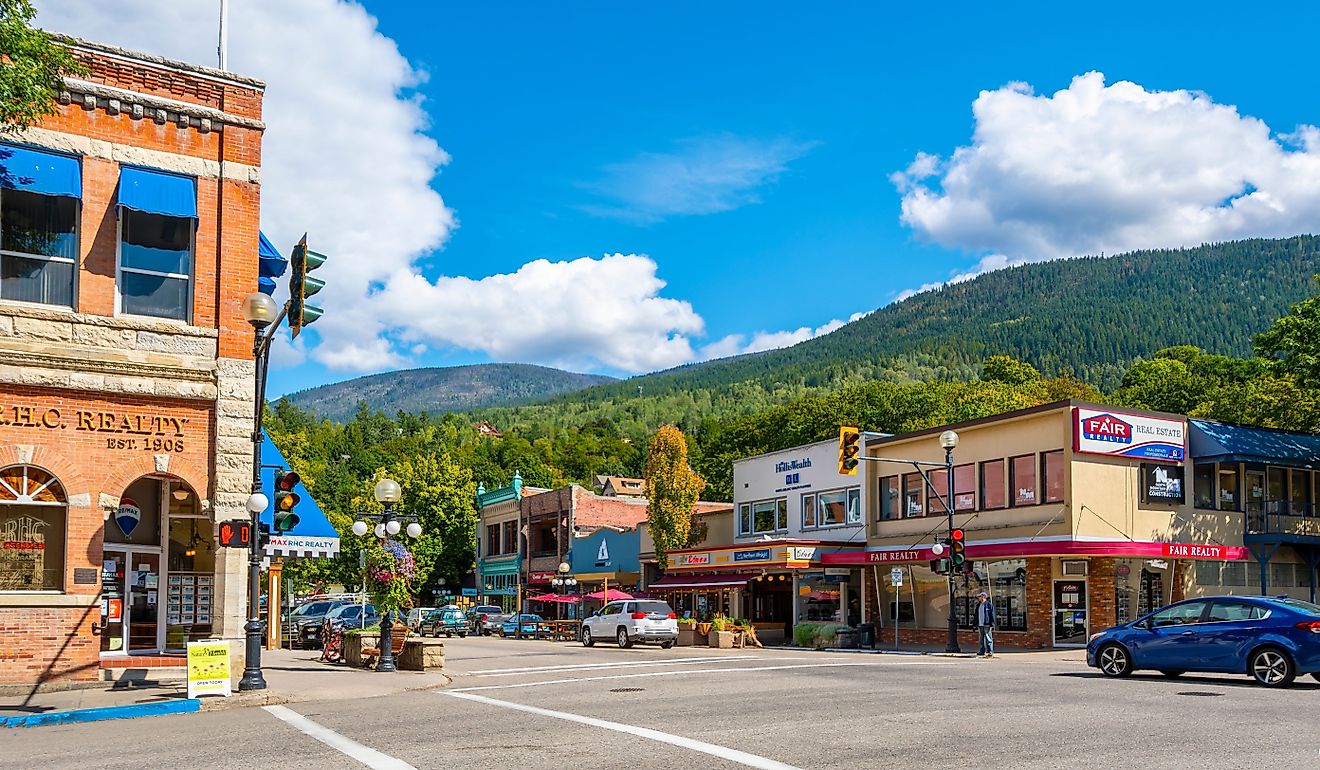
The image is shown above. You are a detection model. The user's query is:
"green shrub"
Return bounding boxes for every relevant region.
[793,622,846,648]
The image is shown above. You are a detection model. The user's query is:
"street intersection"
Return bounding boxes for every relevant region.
[6,639,1318,769]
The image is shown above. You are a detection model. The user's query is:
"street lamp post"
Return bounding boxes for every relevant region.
[239,291,282,691]
[939,430,961,654]
[550,561,577,620]
[351,478,420,672]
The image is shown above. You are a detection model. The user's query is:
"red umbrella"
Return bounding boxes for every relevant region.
[585,588,633,601]
[528,593,560,602]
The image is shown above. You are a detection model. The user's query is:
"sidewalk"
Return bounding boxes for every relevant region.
[1,647,450,727]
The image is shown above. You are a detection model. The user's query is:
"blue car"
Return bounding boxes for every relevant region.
[1087,595,1320,687]
[500,613,542,637]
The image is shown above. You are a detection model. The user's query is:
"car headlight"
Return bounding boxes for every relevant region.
[1088,632,1105,643]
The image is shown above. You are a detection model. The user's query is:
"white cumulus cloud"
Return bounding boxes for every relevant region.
[894,71,1320,265]
[585,134,816,223]
[700,312,869,360]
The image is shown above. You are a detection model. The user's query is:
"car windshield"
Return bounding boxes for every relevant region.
[518,614,541,622]
[475,606,501,613]
[636,601,673,615]
[1271,597,1320,616]
[297,602,334,616]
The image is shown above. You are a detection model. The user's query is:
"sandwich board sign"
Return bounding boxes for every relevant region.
[186,639,232,698]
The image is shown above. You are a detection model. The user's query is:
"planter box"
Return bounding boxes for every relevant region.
[345,632,378,667]
[398,639,444,671]
[708,630,734,649]
[676,626,696,646]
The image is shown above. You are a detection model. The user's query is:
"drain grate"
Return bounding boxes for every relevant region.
[609,687,645,693]
[1176,691,1223,697]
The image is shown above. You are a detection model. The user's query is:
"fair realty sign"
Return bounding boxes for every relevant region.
[1073,407,1185,462]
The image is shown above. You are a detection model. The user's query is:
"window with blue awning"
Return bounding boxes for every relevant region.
[0,143,81,198]
[118,166,197,219]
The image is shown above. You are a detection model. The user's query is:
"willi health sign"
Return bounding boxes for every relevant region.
[1074,407,1185,462]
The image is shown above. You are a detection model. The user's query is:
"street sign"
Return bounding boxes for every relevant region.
[890,567,904,586]
[461,588,477,597]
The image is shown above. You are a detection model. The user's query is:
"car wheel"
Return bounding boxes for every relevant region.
[1159,670,1185,678]
[582,627,595,647]
[420,627,429,637]
[660,641,674,649]
[1097,644,1132,678]
[617,627,633,649]
[1250,647,1295,687]
[459,633,467,638]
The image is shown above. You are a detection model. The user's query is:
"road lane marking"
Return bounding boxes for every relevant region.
[448,660,949,692]
[470,655,773,676]
[445,691,805,770]
[263,705,417,770]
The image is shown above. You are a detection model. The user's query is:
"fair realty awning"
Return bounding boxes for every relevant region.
[259,431,339,558]
[649,573,756,590]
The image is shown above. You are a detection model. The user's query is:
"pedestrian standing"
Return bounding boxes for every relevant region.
[976,591,996,658]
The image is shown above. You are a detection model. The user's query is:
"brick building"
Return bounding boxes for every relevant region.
[0,38,264,685]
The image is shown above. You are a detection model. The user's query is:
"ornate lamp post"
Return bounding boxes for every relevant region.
[351,478,421,672]
[938,430,961,654]
[550,561,577,619]
[238,291,281,691]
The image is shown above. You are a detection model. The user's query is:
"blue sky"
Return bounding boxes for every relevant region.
[37,2,1320,397]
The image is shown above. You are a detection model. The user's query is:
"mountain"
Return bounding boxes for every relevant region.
[286,363,616,422]
[573,236,1320,401]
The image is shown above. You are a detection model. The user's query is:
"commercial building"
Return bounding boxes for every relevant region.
[651,439,867,643]
[821,400,1319,649]
[0,39,265,684]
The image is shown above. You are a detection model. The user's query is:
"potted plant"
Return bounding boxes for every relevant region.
[708,616,734,649]
[364,538,416,642]
[676,618,697,646]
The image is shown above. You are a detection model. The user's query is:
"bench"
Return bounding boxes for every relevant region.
[360,630,408,666]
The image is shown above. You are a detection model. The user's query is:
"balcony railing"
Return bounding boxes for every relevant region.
[1245,501,1320,539]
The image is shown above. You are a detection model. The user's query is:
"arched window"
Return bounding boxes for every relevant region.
[0,465,67,591]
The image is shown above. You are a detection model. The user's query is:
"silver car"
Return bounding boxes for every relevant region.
[581,600,678,649]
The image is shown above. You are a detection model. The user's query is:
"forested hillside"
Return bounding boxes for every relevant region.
[286,363,614,422]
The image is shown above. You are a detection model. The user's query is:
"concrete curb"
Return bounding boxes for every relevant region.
[2,698,200,728]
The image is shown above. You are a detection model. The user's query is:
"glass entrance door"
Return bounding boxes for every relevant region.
[1053,579,1088,646]
[102,547,161,653]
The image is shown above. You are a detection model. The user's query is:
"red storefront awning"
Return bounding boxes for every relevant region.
[649,573,757,590]
[820,539,1251,565]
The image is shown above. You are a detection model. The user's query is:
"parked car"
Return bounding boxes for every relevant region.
[319,603,380,646]
[467,604,505,635]
[422,606,468,638]
[1087,595,1320,687]
[406,607,436,633]
[500,613,543,637]
[581,600,678,649]
[292,600,349,648]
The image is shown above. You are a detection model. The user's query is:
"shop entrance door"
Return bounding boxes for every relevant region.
[101,546,161,654]
[1053,579,1088,647]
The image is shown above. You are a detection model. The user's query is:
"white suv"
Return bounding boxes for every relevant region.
[582,600,678,648]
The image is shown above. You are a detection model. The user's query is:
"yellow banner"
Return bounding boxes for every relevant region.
[186,640,231,698]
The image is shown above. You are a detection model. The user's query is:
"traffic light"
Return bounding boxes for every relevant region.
[950,528,966,568]
[838,426,860,475]
[929,557,950,574]
[273,470,301,533]
[288,234,326,338]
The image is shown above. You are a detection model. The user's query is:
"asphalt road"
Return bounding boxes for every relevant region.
[6,637,1320,770]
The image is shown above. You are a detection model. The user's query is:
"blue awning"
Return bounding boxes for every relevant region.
[259,431,340,558]
[1189,419,1320,467]
[257,231,286,296]
[118,166,197,219]
[0,143,81,198]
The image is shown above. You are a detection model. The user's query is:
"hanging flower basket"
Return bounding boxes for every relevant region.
[364,538,416,615]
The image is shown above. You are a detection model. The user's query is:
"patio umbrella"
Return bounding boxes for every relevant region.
[528,593,560,602]
[585,588,633,601]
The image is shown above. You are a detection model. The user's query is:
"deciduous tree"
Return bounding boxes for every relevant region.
[644,425,706,571]
[0,0,83,133]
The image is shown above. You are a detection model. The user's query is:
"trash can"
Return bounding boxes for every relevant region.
[856,623,876,649]
[834,627,859,649]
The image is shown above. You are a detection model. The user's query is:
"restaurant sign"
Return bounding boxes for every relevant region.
[733,548,772,562]
[676,553,710,566]
[1074,407,1185,462]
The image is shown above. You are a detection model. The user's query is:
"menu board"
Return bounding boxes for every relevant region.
[167,573,213,626]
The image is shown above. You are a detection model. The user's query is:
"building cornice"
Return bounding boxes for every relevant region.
[0,349,215,385]
[63,36,266,90]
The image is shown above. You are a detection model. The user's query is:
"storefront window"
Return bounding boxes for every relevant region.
[903,473,924,517]
[1218,466,1239,511]
[1267,467,1286,513]
[0,465,67,591]
[1289,470,1310,516]
[953,464,975,511]
[166,515,214,649]
[879,476,899,521]
[1193,463,1215,509]
[952,560,1028,631]
[927,469,948,514]
[1042,450,1064,503]
[816,489,848,527]
[743,498,786,535]
[1010,455,1037,507]
[797,573,842,623]
[980,459,1006,510]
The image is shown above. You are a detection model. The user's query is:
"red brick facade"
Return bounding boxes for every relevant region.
[0,39,264,687]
